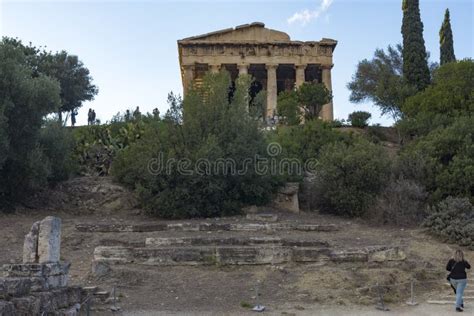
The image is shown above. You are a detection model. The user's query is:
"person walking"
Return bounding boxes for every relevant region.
[447,249,471,312]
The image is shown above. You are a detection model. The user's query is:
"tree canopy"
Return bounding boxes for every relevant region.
[0,39,61,203]
[439,8,456,65]
[347,44,414,120]
[401,0,431,91]
[277,82,331,124]
[2,37,98,120]
[403,59,474,118]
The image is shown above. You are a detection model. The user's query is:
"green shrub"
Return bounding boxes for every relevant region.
[423,197,474,249]
[270,120,353,163]
[112,73,282,219]
[40,122,76,183]
[277,91,301,125]
[72,118,147,176]
[399,116,474,202]
[348,111,371,128]
[368,178,428,226]
[403,59,474,118]
[314,139,391,217]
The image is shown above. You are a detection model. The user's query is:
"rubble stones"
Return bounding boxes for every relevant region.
[0,278,31,297]
[0,300,15,315]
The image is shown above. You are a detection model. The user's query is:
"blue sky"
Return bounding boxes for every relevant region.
[1,0,473,126]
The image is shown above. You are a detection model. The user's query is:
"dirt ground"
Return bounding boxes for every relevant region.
[1,176,472,315]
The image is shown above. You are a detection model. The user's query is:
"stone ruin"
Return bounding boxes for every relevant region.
[273,182,300,213]
[0,216,84,316]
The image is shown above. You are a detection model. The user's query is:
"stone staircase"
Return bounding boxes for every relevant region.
[82,219,407,269]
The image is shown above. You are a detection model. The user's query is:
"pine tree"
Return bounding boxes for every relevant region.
[401,0,431,91]
[439,8,456,65]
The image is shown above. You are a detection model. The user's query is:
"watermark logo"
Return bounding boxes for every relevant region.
[147,142,319,176]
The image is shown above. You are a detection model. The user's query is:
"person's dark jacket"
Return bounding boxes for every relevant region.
[447,259,471,280]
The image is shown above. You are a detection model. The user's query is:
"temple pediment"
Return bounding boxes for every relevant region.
[179,22,291,43]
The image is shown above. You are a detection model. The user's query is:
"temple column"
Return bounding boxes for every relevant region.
[183,64,194,95]
[209,64,221,74]
[295,64,306,88]
[295,64,307,124]
[238,64,248,76]
[321,65,334,121]
[266,64,278,118]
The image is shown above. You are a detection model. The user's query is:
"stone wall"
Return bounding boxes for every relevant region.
[0,217,84,316]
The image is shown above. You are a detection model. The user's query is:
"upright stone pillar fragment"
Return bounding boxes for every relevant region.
[38,216,62,264]
[266,64,278,118]
[23,221,40,264]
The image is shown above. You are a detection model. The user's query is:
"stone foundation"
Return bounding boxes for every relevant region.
[93,244,406,267]
[76,222,339,233]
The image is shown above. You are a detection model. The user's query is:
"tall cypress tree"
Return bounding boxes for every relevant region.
[401,0,431,91]
[439,8,456,65]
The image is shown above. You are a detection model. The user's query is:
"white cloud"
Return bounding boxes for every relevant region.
[287,0,334,26]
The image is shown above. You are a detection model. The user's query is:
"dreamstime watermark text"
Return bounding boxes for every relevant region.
[147,142,319,176]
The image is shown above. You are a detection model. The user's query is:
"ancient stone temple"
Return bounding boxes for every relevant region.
[177,22,337,120]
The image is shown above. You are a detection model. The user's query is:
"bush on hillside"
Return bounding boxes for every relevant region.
[399,116,474,202]
[72,118,148,176]
[270,120,353,163]
[112,73,282,219]
[40,121,76,183]
[368,178,428,226]
[314,139,391,217]
[422,197,474,249]
[348,111,372,128]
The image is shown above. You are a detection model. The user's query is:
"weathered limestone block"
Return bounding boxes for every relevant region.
[145,236,282,247]
[295,224,339,232]
[30,287,82,314]
[23,221,40,264]
[368,247,406,262]
[273,182,300,213]
[38,216,62,263]
[246,213,279,222]
[11,295,41,315]
[93,246,135,264]
[0,300,15,315]
[329,250,368,263]
[292,248,331,262]
[0,277,31,297]
[217,246,291,265]
[134,247,214,266]
[3,262,70,278]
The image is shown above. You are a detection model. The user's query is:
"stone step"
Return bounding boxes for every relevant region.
[93,245,405,266]
[441,295,474,300]
[76,222,339,233]
[145,236,330,248]
[428,298,474,305]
